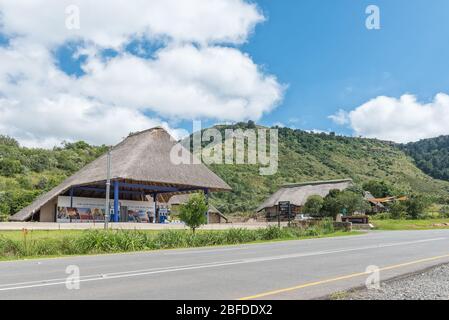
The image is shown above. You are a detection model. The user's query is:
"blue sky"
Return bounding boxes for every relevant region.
[243,0,449,134]
[1,0,449,146]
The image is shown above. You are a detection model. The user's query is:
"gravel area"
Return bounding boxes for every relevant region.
[337,263,449,300]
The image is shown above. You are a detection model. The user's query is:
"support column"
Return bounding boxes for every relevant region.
[69,188,74,208]
[114,181,119,222]
[205,189,209,224]
[153,193,158,224]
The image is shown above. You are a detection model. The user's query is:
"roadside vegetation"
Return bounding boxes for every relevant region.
[0,220,356,260]
[370,218,449,230]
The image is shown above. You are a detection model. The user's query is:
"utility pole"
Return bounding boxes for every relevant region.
[104,149,111,230]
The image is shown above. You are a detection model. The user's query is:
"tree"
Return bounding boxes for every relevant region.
[0,135,19,147]
[0,159,23,177]
[321,189,342,218]
[322,189,369,218]
[247,120,256,129]
[337,191,370,215]
[363,180,394,198]
[405,194,430,219]
[179,193,208,233]
[388,201,407,219]
[303,195,324,216]
[0,199,9,222]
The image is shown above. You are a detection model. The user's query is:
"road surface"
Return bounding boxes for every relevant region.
[1,230,449,300]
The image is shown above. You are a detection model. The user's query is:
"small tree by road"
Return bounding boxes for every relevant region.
[179,193,208,233]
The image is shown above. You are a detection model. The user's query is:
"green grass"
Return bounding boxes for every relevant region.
[372,218,449,230]
[0,224,358,261]
[0,230,86,241]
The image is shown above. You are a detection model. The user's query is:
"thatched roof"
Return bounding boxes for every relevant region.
[10,127,231,221]
[256,179,353,212]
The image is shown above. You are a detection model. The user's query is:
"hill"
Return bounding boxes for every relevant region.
[402,135,449,181]
[1,125,449,219]
[207,124,449,213]
[0,136,108,220]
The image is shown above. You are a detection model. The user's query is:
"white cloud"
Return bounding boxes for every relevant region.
[0,1,283,148]
[79,45,284,121]
[0,0,264,47]
[328,109,349,125]
[338,93,449,143]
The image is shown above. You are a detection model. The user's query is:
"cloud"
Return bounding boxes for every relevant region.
[78,45,284,121]
[0,0,264,47]
[335,93,449,143]
[328,109,349,125]
[0,1,283,148]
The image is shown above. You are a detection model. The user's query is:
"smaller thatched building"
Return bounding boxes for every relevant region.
[167,194,229,224]
[256,179,353,222]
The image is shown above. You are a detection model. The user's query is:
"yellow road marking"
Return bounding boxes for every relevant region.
[238,253,449,300]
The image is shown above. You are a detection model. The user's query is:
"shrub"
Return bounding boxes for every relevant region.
[363,180,394,198]
[405,195,431,219]
[0,159,23,177]
[439,205,449,218]
[388,201,407,219]
[303,195,324,216]
[322,190,369,218]
[372,212,392,220]
[179,193,208,233]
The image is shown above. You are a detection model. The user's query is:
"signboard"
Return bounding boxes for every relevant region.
[57,196,154,223]
[278,201,292,225]
[278,201,291,213]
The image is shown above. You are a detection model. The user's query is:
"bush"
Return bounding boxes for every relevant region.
[363,180,394,198]
[303,195,324,216]
[439,205,449,218]
[0,159,23,177]
[405,195,431,219]
[388,202,407,219]
[321,189,369,218]
[179,193,208,233]
[372,212,392,220]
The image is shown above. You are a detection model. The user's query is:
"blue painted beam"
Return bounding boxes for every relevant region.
[74,186,145,197]
[72,184,206,198]
[114,181,119,222]
[118,183,179,193]
[205,188,209,224]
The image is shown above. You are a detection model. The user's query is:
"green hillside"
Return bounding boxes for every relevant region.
[207,124,449,213]
[0,136,108,220]
[1,125,449,219]
[402,135,449,181]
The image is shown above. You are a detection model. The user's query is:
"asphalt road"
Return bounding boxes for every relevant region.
[1,230,449,300]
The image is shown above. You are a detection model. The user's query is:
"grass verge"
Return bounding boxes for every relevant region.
[0,222,358,261]
[372,218,449,231]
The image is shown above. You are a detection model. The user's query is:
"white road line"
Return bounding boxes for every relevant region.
[0,237,446,292]
[163,247,249,255]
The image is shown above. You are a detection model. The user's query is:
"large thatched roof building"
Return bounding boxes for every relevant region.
[257,179,353,221]
[10,127,231,222]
